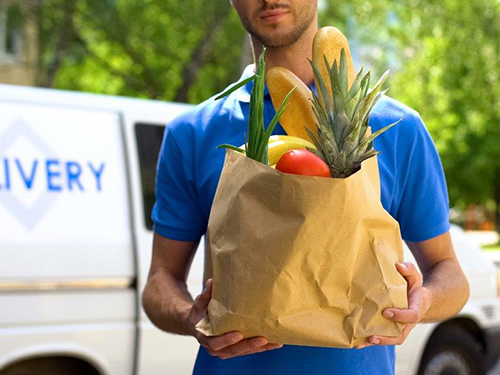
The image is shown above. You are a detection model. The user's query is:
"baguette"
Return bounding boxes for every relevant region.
[267,67,317,142]
[313,26,356,105]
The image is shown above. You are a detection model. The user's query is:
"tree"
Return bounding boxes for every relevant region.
[388,0,500,230]
[31,0,247,102]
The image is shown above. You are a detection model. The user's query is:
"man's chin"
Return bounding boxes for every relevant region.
[252,30,301,48]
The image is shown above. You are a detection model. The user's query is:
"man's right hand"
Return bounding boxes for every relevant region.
[187,278,283,360]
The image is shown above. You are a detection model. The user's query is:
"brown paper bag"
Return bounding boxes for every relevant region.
[196,131,408,348]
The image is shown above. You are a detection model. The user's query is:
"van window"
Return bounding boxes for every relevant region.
[135,123,165,230]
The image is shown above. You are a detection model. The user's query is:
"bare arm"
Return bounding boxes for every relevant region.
[141,232,283,359]
[141,234,198,336]
[406,230,470,323]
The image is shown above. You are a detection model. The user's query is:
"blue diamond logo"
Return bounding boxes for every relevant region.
[0,119,60,230]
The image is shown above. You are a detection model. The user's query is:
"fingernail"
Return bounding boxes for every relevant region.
[384,310,394,318]
[398,263,407,270]
[258,339,268,346]
[370,338,380,345]
[232,333,242,343]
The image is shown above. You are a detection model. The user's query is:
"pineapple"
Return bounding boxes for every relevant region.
[306,49,401,178]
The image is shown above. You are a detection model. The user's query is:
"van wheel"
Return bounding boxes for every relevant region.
[418,326,485,375]
[0,356,99,375]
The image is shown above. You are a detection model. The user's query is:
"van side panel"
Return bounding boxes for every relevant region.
[0,102,136,375]
[0,103,133,279]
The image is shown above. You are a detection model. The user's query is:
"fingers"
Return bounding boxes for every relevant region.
[195,278,213,309]
[366,323,416,346]
[355,341,373,349]
[205,336,282,360]
[188,278,213,326]
[383,306,420,324]
[193,282,282,360]
[396,262,422,289]
[191,279,213,323]
[197,331,244,352]
[214,336,268,357]
[383,275,424,324]
[383,289,422,323]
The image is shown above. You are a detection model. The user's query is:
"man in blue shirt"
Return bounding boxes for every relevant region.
[142,0,470,374]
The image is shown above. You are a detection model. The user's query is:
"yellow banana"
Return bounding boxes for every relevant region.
[238,135,316,165]
[268,139,316,165]
[268,135,315,149]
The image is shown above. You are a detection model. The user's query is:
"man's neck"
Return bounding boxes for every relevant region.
[250,18,318,88]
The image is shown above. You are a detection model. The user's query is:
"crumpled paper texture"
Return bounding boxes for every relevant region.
[196,133,408,348]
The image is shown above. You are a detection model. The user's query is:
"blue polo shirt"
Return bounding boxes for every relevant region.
[152,64,450,375]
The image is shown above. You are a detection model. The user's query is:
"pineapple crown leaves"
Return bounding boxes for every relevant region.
[307,48,402,178]
[215,47,296,165]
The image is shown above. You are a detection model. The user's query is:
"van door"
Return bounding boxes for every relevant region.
[124,102,204,375]
[122,103,205,375]
[0,100,136,375]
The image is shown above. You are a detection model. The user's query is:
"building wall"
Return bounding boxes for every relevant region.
[0,1,38,86]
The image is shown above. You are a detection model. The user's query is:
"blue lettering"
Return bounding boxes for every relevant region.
[15,159,38,190]
[0,158,106,192]
[3,158,10,190]
[66,161,84,191]
[88,162,105,192]
[46,159,62,191]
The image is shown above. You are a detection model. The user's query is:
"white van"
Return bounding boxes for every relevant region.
[0,84,499,375]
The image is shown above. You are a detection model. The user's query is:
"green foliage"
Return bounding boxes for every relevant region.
[37,0,247,101]
[32,0,500,222]
[388,0,500,213]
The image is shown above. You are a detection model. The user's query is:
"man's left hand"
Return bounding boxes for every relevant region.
[356,262,431,349]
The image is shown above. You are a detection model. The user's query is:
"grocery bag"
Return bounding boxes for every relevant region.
[196,128,408,348]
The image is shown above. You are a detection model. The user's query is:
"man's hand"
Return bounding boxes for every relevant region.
[356,262,431,349]
[188,278,283,360]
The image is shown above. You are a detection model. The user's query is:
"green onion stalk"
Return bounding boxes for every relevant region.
[216,47,296,165]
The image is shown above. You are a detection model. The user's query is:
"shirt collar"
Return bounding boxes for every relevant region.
[234,64,258,103]
[235,64,317,103]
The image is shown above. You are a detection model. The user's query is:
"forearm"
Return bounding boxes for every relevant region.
[142,268,195,336]
[420,258,470,323]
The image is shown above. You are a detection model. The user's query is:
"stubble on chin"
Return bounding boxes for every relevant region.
[239,4,316,49]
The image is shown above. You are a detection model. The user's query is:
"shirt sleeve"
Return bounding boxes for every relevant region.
[151,122,206,242]
[395,113,451,242]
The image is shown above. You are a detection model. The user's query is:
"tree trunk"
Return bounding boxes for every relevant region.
[42,0,78,87]
[173,5,231,103]
[173,27,219,102]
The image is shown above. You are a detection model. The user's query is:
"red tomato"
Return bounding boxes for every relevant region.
[276,149,331,178]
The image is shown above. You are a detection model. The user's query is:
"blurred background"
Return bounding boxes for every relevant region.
[1,0,500,246]
[1,1,500,374]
